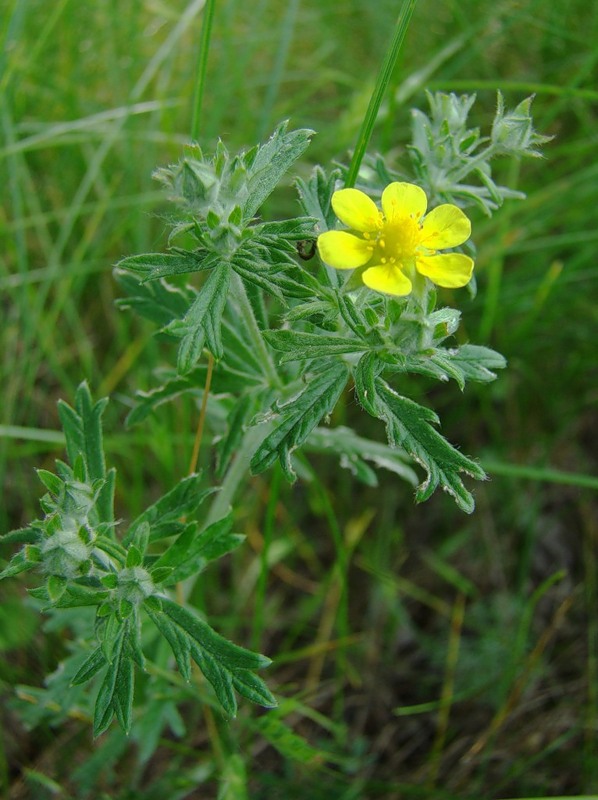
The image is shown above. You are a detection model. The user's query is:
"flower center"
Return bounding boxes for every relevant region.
[365,215,421,267]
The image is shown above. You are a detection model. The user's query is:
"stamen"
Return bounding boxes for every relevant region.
[381,257,387,264]
[379,239,386,249]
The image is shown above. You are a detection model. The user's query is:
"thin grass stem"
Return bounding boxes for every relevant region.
[190,0,216,141]
[345,0,418,188]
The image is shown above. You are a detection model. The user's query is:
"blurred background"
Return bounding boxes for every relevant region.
[2,0,598,797]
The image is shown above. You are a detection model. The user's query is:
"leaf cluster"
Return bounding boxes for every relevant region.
[1,384,275,736]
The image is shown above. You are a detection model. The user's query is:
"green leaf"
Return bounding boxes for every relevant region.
[295,165,341,233]
[264,330,367,364]
[253,714,323,764]
[256,217,317,242]
[305,426,418,488]
[0,549,37,580]
[146,597,274,717]
[244,122,314,219]
[389,344,507,390]
[353,351,384,417]
[167,262,232,372]
[117,251,217,283]
[447,344,507,383]
[153,514,244,584]
[71,646,107,686]
[51,583,110,609]
[0,525,40,545]
[36,469,64,496]
[124,474,214,545]
[114,269,193,328]
[125,360,263,427]
[215,394,258,480]
[374,379,486,513]
[57,384,114,525]
[126,545,143,568]
[251,361,349,480]
[93,622,135,736]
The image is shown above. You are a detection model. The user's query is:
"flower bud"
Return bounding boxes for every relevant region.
[41,521,92,579]
[116,566,154,604]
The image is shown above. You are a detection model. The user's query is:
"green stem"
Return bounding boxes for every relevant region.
[204,421,273,528]
[230,272,282,388]
[345,0,418,188]
[190,0,216,141]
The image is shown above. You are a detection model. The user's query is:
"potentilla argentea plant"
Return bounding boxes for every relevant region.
[1,94,548,738]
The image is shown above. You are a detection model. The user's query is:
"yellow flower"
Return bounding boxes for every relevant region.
[317,182,474,297]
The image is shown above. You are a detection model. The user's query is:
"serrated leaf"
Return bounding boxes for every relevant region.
[57,384,113,525]
[232,669,277,709]
[256,217,317,242]
[145,603,192,681]
[306,426,418,488]
[216,394,258,480]
[124,474,214,545]
[244,122,314,219]
[161,598,270,670]
[264,330,367,364]
[117,251,216,283]
[251,361,349,480]
[114,269,193,327]
[154,514,245,585]
[147,597,272,717]
[253,714,322,765]
[125,360,262,427]
[353,351,384,417]
[448,344,507,382]
[71,646,107,686]
[168,262,231,371]
[188,640,237,716]
[93,623,135,736]
[374,379,486,513]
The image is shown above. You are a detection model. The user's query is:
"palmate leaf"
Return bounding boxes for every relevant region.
[372,379,486,513]
[251,361,350,480]
[145,597,276,717]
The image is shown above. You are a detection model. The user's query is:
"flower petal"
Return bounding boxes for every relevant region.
[317,231,372,269]
[362,264,412,296]
[416,253,474,288]
[331,188,381,232]
[419,204,471,249]
[381,182,427,222]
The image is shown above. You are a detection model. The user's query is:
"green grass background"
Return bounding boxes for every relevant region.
[2,0,598,797]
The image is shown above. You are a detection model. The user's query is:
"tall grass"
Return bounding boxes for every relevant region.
[2,0,598,796]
